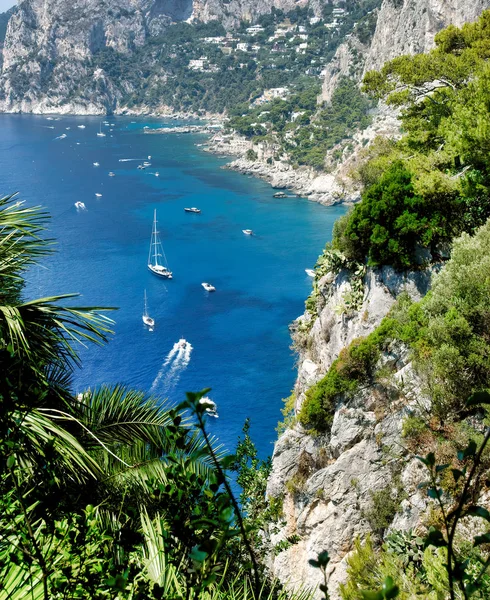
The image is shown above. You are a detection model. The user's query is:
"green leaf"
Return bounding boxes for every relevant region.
[474,533,490,546]
[7,454,16,469]
[451,468,464,482]
[466,391,490,406]
[308,559,320,568]
[466,506,490,521]
[317,550,330,567]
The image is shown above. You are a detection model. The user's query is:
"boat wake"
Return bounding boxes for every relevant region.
[119,158,146,162]
[150,341,193,395]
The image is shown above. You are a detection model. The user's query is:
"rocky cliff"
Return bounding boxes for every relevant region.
[266,266,435,598]
[322,0,490,101]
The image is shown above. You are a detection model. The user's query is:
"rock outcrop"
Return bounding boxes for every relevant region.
[321,0,490,101]
[266,266,435,598]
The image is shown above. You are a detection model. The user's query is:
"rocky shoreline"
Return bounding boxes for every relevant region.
[202,131,358,206]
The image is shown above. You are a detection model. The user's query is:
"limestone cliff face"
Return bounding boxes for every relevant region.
[266,267,434,598]
[0,0,325,113]
[321,0,490,101]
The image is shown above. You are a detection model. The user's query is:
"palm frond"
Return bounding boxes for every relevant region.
[17,408,103,483]
[71,385,174,446]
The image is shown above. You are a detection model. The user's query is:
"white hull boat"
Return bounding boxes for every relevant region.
[148,210,173,279]
[202,282,216,292]
[74,201,86,210]
[142,290,155,328]
[184,207,201,213]
[242,229,253,235]
[305,269,315,277]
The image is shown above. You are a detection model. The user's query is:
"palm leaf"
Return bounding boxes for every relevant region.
[17,408,103,482]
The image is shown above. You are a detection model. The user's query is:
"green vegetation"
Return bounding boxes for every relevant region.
[300,218,490,432]
[0,192,308,599]
[333,11,490,268]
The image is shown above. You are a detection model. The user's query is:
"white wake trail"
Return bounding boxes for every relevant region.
[150,342,192,394]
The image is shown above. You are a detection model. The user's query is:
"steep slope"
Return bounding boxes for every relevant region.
[322,0,490,100]
[266,266,433,598]
[0,0,327,113]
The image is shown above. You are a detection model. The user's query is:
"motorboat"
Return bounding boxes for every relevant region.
[148,155,152,160]
[142,290,155,328]
[273,191,287,198]
[109,172,115,177]
[202,282,216,292]
[77,125,86,129]
[242,229,253,235]
[148,210,173,279]
[143,161,151,166]
[137,165,145,170]
[74,201,86,210]
[155,172,160,177]
[199,396,218,418]
[305,269,315,277]
[93,162,100,167]
[184,207,201,213]
[95,193,102,198]
[178,338,187,349]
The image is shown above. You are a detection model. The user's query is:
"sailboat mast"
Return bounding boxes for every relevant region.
[153,210,159,266]
[144,290,148,317]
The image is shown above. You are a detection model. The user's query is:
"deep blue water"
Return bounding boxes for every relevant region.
[0,114,344,457]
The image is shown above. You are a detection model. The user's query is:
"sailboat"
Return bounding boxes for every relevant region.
[97,122,106,137]
[142,290,155,328]
[148,210,173,279]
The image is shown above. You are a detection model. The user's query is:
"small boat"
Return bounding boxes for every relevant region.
[56,133,67,140]
[273,191,287,198]
[143,126,149,129]
[155,172,160,177]
[199,396,218,418]
[74,201,86,210]
[93,162,100,167]
[178,337,187,349]
[305,269,316,278]
[242,229,253,235]
[66,127,71,130]
[148,155,152,160]
[148,209,172,279]
[137,165,145,170]
[142,290,155,328]
[108,172,115,177]
[46,117,53,121]
[77,125,86,129]
[95,193,102,198]
[97,122,106,137]
[143,161,151,166]
[110,123,115,126]
[184,207,201,214]
[202,282,216,292]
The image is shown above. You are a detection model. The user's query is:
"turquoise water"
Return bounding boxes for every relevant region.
[0,114,345,457]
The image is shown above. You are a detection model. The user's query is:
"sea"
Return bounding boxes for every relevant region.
[0,114,345,458]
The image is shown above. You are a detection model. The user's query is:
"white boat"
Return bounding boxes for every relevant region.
[305,269,315,278]
[142,290,155,328]
[178,337,188,349]
[77,125,86,129]
[199,396,218,418]
[66,127,71,130]
[155,172,160,177]
[242,229,253,235]
[202,282,216,292]
[95,193,102,198]
[184,207,201,213]
[143,161,151,166]
[148,155,152,159]
[137,165,145,170]
[148,210,172,279]
[93,162,100,167]
[74,201,86,210]
[97,122,106,137]
[108,172,115,177]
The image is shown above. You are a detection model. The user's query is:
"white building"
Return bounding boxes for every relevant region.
[237,42,249,52]
[246,25,265,35]
[188,57,207,70]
